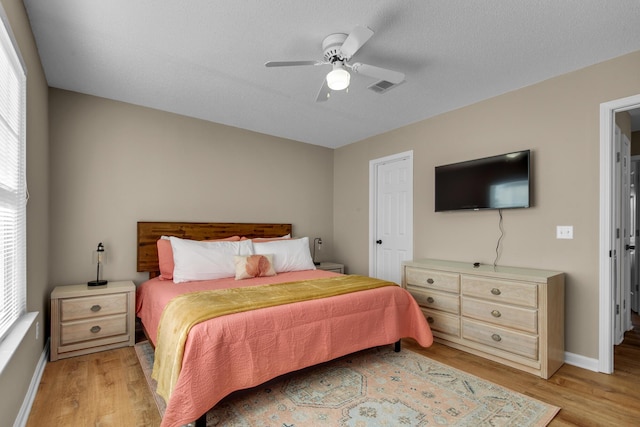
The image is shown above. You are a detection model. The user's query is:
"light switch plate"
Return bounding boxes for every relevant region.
[557,225,573,239]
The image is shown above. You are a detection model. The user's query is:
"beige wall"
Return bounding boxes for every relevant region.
[334,50,640,360]
[0,0,49,424]
[48,89,335,286]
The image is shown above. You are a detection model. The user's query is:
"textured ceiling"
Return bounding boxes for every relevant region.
[23,0,640,148]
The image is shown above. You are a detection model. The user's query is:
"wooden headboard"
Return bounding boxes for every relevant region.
[137,221,292,277]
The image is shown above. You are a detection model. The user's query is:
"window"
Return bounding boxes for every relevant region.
[0,15,26,343]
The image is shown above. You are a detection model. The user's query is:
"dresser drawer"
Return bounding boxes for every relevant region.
[60,293,128,321]
[462,297,537,333]
[405,267,459,293]
[422,308,460,337]
[461,275,537,308]
[60,313,128,345]
[408,287,459,314]
[462,318,538,360]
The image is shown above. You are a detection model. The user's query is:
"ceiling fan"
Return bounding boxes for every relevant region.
[265,26,405,102]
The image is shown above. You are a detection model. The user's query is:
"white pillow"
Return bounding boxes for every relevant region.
[253,237,316,273]
[170,237,254,283]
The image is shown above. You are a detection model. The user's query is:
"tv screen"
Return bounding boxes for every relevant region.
[435,150,530,212]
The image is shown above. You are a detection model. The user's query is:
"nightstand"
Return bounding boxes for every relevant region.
[50,280,136,361]
[316,262,345,273]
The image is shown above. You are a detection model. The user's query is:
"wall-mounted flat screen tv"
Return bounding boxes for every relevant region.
[435,150,531,212]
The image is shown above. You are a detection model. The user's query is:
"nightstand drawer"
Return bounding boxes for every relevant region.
[60,313,128,345]
[405,267,459,293]
[60,293,128,321]
[316,262,344,273]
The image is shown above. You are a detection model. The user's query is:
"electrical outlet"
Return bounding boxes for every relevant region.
[35,321,39,340]
[557,225,573,239]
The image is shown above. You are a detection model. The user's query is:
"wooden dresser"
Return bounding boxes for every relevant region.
[402,259,564,379]
[50,281,135,361]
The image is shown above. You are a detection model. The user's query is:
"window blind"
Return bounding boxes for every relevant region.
[0,15,26,343]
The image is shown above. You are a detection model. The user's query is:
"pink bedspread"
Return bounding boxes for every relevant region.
[136,270,433,427]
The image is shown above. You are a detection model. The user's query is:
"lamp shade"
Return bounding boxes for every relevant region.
[326,65,350,91]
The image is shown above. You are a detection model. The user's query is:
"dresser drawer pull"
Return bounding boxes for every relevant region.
[426,316,434,324]
[90,326,101,334]
[491,288,501,296]
[491,333,502,342]
[491,310,502,318]
[90,304,102,312]
[426,278,434,284]
[426,296,435,303]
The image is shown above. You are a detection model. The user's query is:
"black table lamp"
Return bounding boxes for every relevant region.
[313,237,322,266]
[88,242,108,286]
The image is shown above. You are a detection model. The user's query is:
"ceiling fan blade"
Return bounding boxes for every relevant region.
[315,78,331,102]
[265,60,323,67]
[350,62,405,84]
[339,26,374,60]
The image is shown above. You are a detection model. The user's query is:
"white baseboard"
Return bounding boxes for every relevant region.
[564,350,599,372]
[13,338,49,427]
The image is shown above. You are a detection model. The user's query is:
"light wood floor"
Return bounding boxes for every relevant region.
[27,315,640,427]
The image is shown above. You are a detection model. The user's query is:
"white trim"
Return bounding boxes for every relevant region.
[0,312,37,375]
[564,351,599,373]
[599,94,640,374]
[13,338,49,427]
[369,151,414,278]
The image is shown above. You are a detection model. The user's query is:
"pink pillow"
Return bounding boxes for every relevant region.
[157,235,240,280]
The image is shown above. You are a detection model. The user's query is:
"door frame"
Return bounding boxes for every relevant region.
[599,93,640,373]
[369,150,414,278]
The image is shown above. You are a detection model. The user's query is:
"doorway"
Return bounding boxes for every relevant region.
[599,94,640,374]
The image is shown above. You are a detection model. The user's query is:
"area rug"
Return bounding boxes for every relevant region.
[135,341,559,426]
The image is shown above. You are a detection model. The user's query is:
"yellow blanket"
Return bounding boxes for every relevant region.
[151,275,395,400]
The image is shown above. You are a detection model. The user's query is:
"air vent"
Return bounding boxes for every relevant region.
[368,79,400,94]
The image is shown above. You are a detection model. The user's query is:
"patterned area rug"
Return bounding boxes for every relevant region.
[135,341,559,426]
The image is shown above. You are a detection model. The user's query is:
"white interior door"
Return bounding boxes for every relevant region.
[631,157,640,313]
[613,125,622,344]
[621,131,632,337]
[369,152,413,285]
[614,125,632,345]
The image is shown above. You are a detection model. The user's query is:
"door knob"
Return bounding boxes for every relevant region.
[376,240,382,244]
[626,244,636,250]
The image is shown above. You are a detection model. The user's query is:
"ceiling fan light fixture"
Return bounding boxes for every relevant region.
[326,64,350,91]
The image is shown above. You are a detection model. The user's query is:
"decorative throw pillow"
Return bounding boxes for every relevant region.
[234,254,277,280]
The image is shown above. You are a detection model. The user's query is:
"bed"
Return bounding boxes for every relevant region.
[135,221,433,427]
